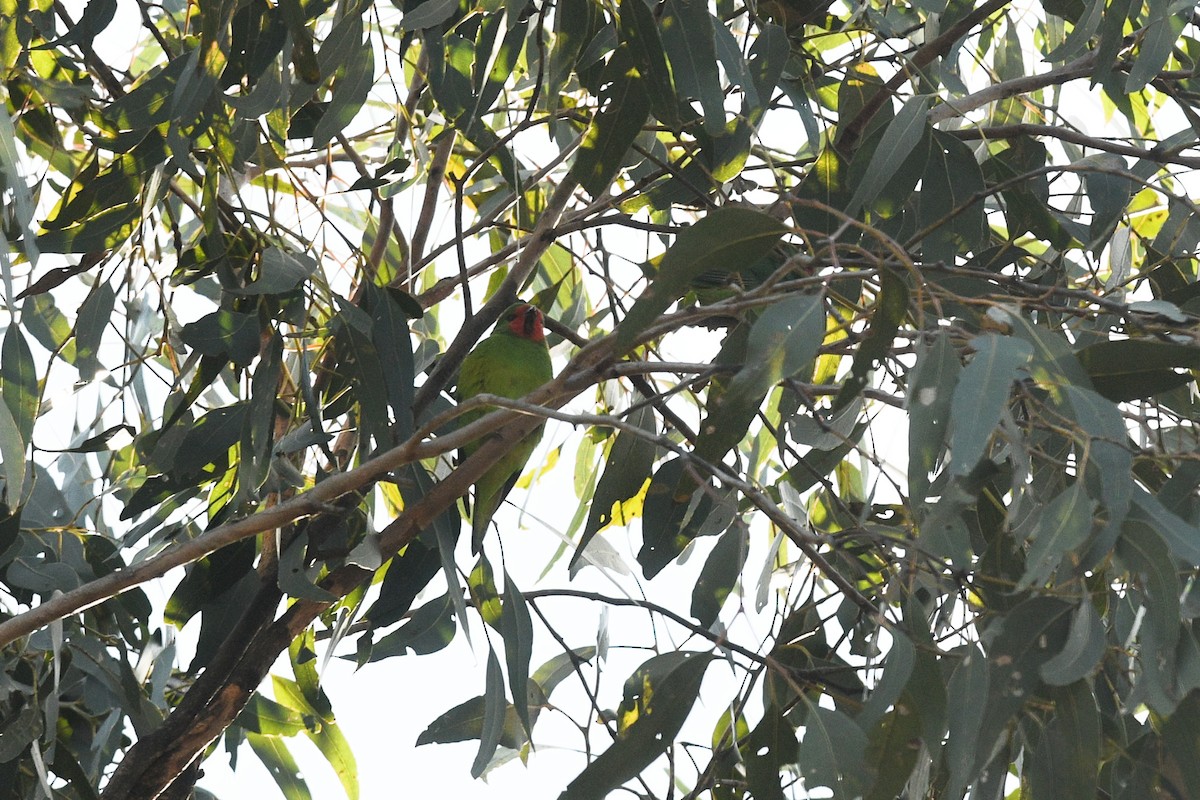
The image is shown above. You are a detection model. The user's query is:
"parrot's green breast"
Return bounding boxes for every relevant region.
[456,323,553,550]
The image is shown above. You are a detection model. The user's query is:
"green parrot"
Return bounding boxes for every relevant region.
[456,302,554,551]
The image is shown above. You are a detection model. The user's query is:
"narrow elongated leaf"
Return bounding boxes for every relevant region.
[845,95,932,217]
[0,385,26,508]
[617,0,677,127]
[532,647,597,696]
[74,280,115,379]
[471,648,506,778]
[661,0,723,131]
[416,695,526,749]
[947,335,1032,475]
[1027,681,1101,800]
[247,733,313,800]
[690,523,747,628]
[1040,600,1106,685]
[944,645,989,798]
[306,714,359,800]
[1,326,38,447]
[236,693,311,736]
[797,699,869,800]
[502,573,535,735]
[727,293,826,403]
[614,208,788,349]
[1129,488,1200,565]
[562,652,713,799]
[1077,339,1200,402]
[574,405,657,567]
[367,592,457,660]
[834,269,907,409]
[1017,481,1096,589]
[907,330,959,505]
[571,46,651,197]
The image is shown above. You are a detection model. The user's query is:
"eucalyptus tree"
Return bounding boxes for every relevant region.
[2,0,1200,798]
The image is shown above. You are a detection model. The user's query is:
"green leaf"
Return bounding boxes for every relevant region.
[1116,520,1181,656]
[617,0,678,127]
[237,247,319,295]
[236,693,313,736]
[743,706,795,800]
[1026,681,1101,800]
[21,294,76,362]
[1040,599,1106,685]
[532,647,597,696]
[561,652,714,799]
[365,284,418,441]
[570,45,652,197]
[726,293,826,404]
[247,733,313,800]
[1,325,38,448]
[1017,481,1096,589]
[614,207,788,349]
[574,405,657,568]
[471,648,507,778]
[502,573,535,735]
[947,334,1032,475]
[660,0,723,132]
[0,384,27,510]
[364,541,441,627]
[973,598,1074,775]
[399,0,459,31]
[416,695,526,749]
[74,279,116,379]
[1162,690,1200,799]
[834,269,907,409]
[638,456,735,578]
[180,309,261,366]
[306,713,359,800]
[944,645,989,798]
[918,130,988,264]
[796,699,869,800]
[1129,487,1200,566]
[1077,339,1200,402]
[863,701,922,800]
[313,14,373,148]
[858,632,915,730]
[1126,2,1186,92]
[690,523,747,628]
[367,592,457,659]
[845,95,932,218]
[907,330,960,505]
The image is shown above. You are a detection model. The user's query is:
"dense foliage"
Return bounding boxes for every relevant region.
[2,0,1200,797]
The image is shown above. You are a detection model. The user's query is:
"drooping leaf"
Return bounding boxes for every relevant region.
[1026,681,1101,800]
[561,652,714,799]
[574,405,657,568]
[501,573,535,735]
[614,208,789,349]
[946,334,1032,475]
[796,699,869,800]
[690,523,748,628]
[570,45,652,198]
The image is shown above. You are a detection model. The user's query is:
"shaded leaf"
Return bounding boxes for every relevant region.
[561,652,714,799]
[947,334,1032,475]
[502,573,535,735]
[368,592,457,660]
[614,208,788,349]
[691,523,747,628]
[1040,599,1106,685]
